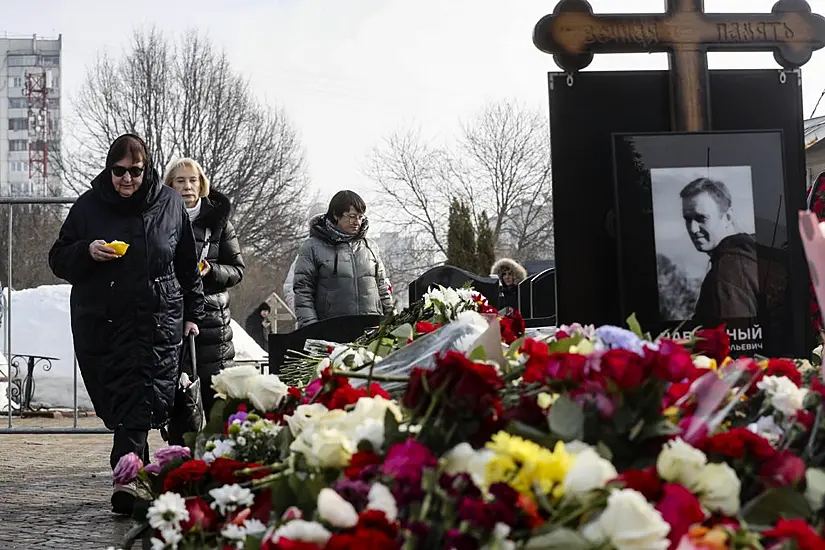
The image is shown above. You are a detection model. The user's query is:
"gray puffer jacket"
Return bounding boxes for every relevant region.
[293,215,392,328]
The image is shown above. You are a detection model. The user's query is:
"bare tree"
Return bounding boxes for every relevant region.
[62,28,310,265]
[364,128,452,257]
[365,101,554,272]
[0,204,66,290]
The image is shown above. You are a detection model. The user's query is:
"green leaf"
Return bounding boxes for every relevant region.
[468,345,488,361]
[626,313,644,338]
[742,486,812,527]
[547,335,584,354]
[506,336,525,357]
[548,395,585,442]
[391,323,415,341]
[637,419,682,440]
[243,537,263,550]
[274,425,295,459]
[524,528,592,550]
[269,475,295,517]
[383,408,404,449]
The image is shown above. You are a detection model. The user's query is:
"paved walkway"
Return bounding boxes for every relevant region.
[0,416,163,549]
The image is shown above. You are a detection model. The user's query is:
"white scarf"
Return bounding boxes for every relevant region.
[185,199,202,221]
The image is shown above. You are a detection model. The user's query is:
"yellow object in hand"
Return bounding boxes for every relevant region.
[198,260,206,271]
[105,240,129,256]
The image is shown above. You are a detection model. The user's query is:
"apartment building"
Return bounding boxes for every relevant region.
[0,34,62,197]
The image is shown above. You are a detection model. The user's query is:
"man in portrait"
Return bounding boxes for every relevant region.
[679,177,758,323]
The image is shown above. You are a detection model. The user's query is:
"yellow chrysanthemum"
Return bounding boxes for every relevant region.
[484,432,573,497]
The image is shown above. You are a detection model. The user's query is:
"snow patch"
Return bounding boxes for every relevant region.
[0,284,266,410]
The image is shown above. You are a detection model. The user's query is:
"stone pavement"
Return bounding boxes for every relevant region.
[0,416,164,550]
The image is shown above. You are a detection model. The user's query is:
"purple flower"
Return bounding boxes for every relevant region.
[144,462,163,475]
[113,453,143,486]
[154,445,191,468]
[330,479,371,511]
[595,325,645,355]
[382,439,436,485]
[228,410,249,425]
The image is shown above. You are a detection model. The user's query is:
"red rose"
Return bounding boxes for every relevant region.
[760,450,806,487]
[502,395,547,429]
[287,387,302,400]
[702,430,747,459]
[415,321,441,335]
[765,358,802,386]
[763,519,825,550]
[692,325,730,363]
[345,451,382,480]
[544,353,587,383]
[357,510,399,538]
[601,349,647,389]
[655,483,706,549]
[163,459,210,494]
[327,384,364,410]
[614,467,663,501]
[180,497,219,533]
[325,530,397,550]
[499,310,525,345]
[649,339,698,383]
[210,458,269,485]
[402,367,428,411]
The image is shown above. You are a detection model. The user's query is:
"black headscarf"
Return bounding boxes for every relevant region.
[92,134,160,214]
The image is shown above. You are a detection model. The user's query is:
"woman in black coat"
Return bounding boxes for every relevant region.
[48,135,204,515]
[165,158,245,417]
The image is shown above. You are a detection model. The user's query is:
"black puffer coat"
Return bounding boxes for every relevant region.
[188,190,244,413]
[48,155,204,431]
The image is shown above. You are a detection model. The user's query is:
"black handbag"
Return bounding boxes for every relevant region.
[163,333,204,444]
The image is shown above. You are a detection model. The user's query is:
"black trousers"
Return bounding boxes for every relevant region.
[110,427,150,471]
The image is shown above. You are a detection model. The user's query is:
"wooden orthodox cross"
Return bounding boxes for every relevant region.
[533,0,825,131]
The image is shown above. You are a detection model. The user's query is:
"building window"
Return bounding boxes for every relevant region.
[9,76,22,89]
[8,98,27,109]
[8,118,27,131]
[8,55,36,67]
[9,140,27,152]
[47,98,59,108]
[42,55,59,67]
[10,160,28,173]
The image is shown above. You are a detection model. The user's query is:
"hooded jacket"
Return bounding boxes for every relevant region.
[186,190,244,414]
[491,258,528,310]
[293,215,392,328]
[692,233,759,323]
[48,135,204,431]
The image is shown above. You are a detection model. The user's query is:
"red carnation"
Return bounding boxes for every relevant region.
[692,325,730,363]
[543,352,587,383]
[765,358,802,386]
[210,457,269,485]
[649,339,698,382]
[761,450,806,487]
[345,451,382,480]
[163,459,210,494]
[499,310,525,345]
[763,519,825,550]
[415,321,441,335]
[601,349,647,389]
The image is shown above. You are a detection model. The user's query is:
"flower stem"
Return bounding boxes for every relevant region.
[331,370,407,383]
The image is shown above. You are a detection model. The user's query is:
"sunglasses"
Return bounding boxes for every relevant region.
[111,165,144,178]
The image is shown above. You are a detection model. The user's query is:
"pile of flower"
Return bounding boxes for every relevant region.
[279,284,523,387]
[110,291,825,550]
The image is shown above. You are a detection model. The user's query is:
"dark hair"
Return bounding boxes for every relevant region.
[257,302,271,313]
[679,177,732,212]
[327,190,366,219]
[106,134,148,168]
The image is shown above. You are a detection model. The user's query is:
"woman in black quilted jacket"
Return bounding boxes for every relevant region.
[165,158,245,417]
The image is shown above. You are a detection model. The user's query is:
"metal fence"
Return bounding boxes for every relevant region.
[0,196,111,434]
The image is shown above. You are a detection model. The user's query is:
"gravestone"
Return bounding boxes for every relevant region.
[268,314,383,377]
[518,268,556,320]
[408,265,501,309]
[534,0,825,357]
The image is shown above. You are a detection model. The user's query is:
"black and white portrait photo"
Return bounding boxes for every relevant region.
[650,166,759,323]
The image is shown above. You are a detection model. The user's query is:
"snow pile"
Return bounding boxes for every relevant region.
[0,284,266,410]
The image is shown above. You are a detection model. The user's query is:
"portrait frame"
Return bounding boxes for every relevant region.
[611,130,793,357]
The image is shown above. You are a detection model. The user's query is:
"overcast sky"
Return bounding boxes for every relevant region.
[6,0,825,198]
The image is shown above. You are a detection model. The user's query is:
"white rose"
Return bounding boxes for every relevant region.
[695,462,741,516]
[367,482,398,521]
[352,418,385,450]
[563,448,618,497]
[272,520,331,545]
[656,438,707,492]
[211,365,261,399]
[442,443,494,487]
[290,427,355,468]
[583,489,670,550]
[317,488,358,528]
[805,469,825,512]
[349,396,402,424]
[693,355,715,369]
[757,375,808,416]
[247,374,289,412]
[285,404,329,437]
